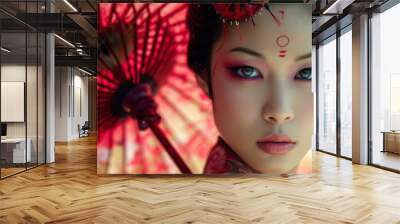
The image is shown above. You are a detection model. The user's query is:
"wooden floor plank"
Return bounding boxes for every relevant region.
[0,135,400,223]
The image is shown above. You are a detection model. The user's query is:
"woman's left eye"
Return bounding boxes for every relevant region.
[294,68,312,81]
[230,66,262,79]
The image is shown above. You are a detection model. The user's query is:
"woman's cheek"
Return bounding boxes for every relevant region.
[293,82,313,128]
[212,70,263,129]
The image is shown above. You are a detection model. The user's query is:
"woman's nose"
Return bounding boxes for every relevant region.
[262,78,294,125]
[263,111,294,124]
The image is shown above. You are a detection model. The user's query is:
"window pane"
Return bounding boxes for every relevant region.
[318,36,337,154]
[340,29,352,158]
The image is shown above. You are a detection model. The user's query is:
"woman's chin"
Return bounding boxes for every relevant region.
[249,157,301,175]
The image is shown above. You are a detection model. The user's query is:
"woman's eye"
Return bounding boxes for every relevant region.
[230,66,262,79]
[294,68,312,81]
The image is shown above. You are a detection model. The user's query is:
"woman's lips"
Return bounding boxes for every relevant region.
[256,134,297,155]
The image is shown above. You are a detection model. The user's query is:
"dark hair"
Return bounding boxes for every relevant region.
[186,4,223,85]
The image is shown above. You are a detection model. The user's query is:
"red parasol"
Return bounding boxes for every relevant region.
[97,3,218,174]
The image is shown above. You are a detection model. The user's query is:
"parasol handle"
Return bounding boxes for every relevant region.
[122,83,192,174]
[149,123,192,174]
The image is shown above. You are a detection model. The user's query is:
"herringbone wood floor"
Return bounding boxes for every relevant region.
[1,135,400,224]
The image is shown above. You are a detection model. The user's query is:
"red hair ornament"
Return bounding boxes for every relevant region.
[213,4,264,26]
[212,4,264,43]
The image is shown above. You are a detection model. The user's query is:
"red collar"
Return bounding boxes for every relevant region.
[203,137,260,174]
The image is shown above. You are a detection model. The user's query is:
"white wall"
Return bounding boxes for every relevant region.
[72,73,89,138]
[1,64,26,81]
[1,65,36,138]
[1,65,26,139]
[55,66,70,141]
[55,67,89,141]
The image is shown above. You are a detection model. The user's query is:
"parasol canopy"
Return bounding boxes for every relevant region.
[97,3,219,174]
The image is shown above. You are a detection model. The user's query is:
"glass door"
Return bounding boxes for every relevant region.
[1,31,28,178]
[0,0,47,179]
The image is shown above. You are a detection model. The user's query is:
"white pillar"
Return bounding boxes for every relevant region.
[352,14,369,164]
[46,0,55,163]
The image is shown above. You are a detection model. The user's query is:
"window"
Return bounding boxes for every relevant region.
[317,35,337,155]
[371,2,400,171]
[339,28,352,158]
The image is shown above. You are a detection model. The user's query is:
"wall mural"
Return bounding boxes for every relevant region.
[97,2,313,175]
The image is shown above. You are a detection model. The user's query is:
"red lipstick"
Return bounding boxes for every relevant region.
[256,134,296,155]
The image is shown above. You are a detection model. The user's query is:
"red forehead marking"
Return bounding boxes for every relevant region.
[279,50,287,58]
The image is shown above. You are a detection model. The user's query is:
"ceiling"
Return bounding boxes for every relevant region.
[0,0,97,72]
[0,0,393,73]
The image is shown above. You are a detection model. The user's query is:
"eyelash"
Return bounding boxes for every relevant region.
[294,67,312,81]
[228,66,262,79]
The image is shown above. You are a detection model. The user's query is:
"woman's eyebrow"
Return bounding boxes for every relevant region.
[229,47,265,59]
[295,53,312,61]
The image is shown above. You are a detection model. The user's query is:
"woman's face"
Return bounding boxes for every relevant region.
[209,4,313,174]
